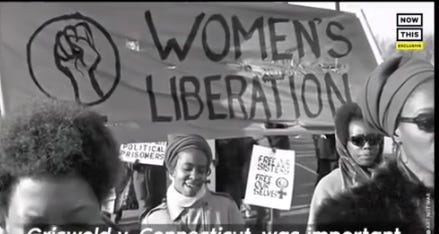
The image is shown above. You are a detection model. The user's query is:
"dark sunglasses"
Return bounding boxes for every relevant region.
[349,134,383,147]
[399,113,434,133]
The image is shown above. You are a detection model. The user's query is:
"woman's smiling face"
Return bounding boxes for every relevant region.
[171,149,209,197]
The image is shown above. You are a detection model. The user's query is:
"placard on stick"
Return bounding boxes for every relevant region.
[244,145,295,210]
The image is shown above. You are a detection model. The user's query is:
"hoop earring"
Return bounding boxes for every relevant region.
[392,137,407,164]
[391,137,399,154]
[396,142,408,164]
[400,152,408,164]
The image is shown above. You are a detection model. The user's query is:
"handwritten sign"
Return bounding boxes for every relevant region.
[119,142,167,165]
[0,2,377,142]
[244,145,295,210]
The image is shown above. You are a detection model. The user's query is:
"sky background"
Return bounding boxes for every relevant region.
[288,1,434,150]
[289,2,434,41]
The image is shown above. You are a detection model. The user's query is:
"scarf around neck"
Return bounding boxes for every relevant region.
[166,180,207,221]
[334,102,382,189]
[337,134,375,189]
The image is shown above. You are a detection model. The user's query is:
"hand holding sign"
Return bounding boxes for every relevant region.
[54,22,103,101]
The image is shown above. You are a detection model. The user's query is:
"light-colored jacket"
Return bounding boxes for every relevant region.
[141,190,245,231]
[307,168,344,227]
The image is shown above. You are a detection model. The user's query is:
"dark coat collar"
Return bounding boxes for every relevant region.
[315,159,433,234]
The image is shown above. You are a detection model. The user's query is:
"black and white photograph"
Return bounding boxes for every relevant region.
[0,2,434,234]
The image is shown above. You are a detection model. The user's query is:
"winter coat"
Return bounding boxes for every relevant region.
[314,159,434,234]
[141,190,245,232]
[114,163,138,212]
[308,168,344,226]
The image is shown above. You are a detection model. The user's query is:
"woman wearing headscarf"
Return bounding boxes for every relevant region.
[314,54,434,234]
[307,102,384,228]
[141,134,245,231]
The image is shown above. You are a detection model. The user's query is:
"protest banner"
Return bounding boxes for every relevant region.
[244,145,295,210]
[119,141,167,165]
[0,2,377,142]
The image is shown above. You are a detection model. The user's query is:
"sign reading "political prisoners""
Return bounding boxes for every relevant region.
[0,3,377,142]
[244,145,295,210]
[119,142,167,165]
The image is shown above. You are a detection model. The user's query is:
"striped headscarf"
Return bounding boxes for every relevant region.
[358,54,434,137]
[165,134,212,173]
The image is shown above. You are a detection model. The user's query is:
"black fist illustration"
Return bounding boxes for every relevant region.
[54,22,103,102]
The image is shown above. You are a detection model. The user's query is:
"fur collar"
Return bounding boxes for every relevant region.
[314,159,433,234]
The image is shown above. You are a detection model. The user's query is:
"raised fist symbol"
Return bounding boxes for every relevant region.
[54,22,103,102]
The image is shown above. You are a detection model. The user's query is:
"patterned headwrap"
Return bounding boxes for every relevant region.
[165,134,212,173]
[358,54,434,137]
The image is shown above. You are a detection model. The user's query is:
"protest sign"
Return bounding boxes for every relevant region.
[244,145,295,210]
[119,142,166,165]
[0,2,377,142]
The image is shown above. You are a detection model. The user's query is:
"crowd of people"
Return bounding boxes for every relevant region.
[0,53,434,234]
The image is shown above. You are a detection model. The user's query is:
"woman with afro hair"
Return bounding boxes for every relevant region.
[0,99,122,234]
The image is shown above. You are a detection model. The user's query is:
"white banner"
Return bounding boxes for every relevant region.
[0,2,377,142]
[244,145,295,210]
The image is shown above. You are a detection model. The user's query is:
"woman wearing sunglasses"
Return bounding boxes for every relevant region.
[307,102,384,228]
[314,55,434,234]
[141,134,245,231]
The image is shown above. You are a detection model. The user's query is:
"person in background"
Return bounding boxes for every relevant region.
[112,162,138,224]
[314,55,434,234]
[312,134,338,184]
[215,137,256,209]
[131,160,167,221]
[307,102,384,228]
[264,122,291,151]
[141,134,244,231]
[0,99,122,234]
